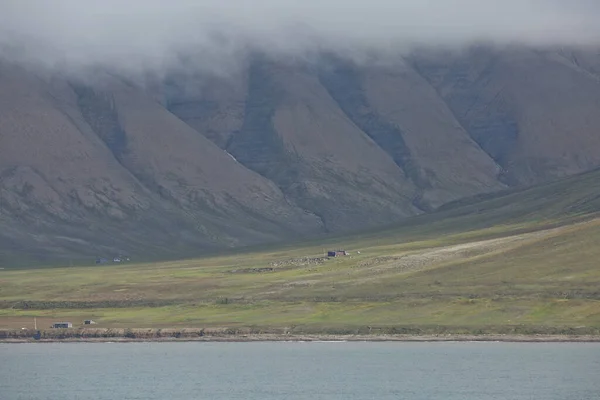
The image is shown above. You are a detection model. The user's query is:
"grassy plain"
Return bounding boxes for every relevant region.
[2,169,600,334]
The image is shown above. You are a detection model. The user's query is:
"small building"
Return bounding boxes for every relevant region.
[96,258,108,265]
[327,250,348,257]
[83,320,97,325]
[51,322,73,329]
[113,257,121,263]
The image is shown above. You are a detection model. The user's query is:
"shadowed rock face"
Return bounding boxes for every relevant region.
[72,85,130,163]
[318,59,429,209]
[411,49,521,185]
[226,60,296,188]
[2,45,600,263]
[410,47,600,185]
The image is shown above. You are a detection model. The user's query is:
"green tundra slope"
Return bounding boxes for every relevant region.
[2,168,600,335]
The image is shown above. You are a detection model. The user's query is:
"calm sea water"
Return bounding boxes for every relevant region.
[1,342,599,400]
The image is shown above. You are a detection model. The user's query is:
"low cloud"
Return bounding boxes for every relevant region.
[1,0,599,75]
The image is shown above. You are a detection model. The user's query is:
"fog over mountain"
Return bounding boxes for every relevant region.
[2,1,600,264]
[2,0,600,75]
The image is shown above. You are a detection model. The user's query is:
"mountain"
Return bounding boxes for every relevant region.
[1,45,600,264]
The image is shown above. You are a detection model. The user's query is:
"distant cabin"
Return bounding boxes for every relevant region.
[51,322,73,329]
[327,250,348,257]
[84,320,97,325]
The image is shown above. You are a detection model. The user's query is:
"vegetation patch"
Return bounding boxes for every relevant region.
[4,179,600,334]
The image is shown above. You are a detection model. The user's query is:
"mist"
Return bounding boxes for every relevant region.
[1,0,599,76]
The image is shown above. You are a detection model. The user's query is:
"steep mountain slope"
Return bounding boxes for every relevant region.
[2,45,600,264]
[169,60,421,231]
[79,75,323,235]
[0,63,324,264]
[411,47,600,185]
[317,58,504,209]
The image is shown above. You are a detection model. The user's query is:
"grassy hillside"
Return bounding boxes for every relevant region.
[2,169,600,334]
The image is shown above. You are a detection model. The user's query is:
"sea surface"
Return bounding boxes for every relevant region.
[1,342,599,400]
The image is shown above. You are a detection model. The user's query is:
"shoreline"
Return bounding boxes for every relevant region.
[3,334,600,343]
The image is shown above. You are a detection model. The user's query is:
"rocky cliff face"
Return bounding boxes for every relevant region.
[1,46,600,264]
